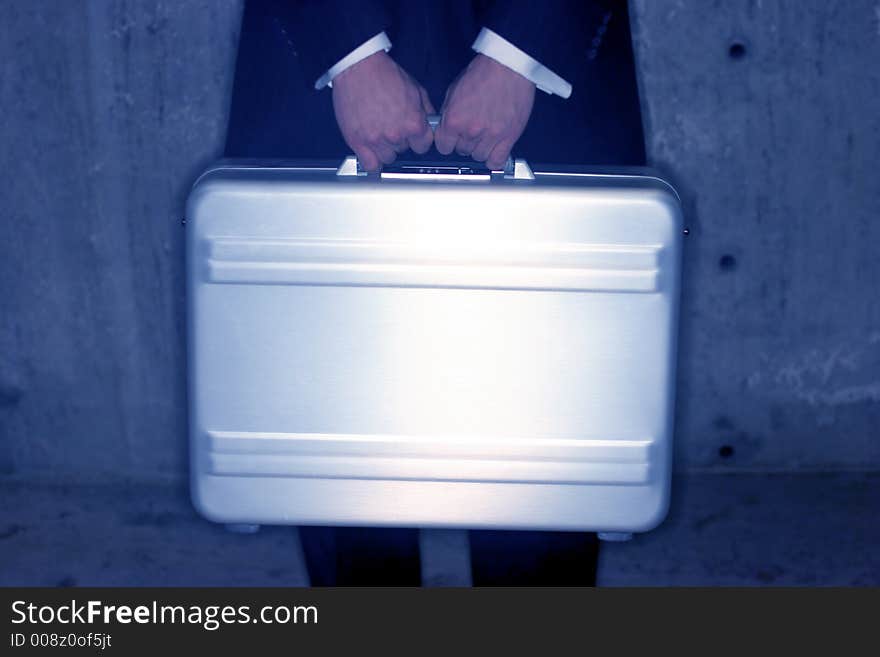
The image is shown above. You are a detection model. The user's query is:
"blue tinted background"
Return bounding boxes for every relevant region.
[0,0,877,585]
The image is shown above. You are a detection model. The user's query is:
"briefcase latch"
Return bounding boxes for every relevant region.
[506,157,535,180]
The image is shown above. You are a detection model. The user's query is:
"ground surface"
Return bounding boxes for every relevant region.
[1,473,876,587]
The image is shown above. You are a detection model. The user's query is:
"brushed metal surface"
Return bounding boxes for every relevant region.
[206,431,655,485]
[187,162,683,532]
[204,237,662,291]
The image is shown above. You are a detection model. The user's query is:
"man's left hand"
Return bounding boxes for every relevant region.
[434,54,536,170]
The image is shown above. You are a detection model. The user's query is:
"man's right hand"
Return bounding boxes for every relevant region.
[331,51,435,172]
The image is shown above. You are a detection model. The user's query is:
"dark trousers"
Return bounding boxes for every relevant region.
[298,527,601,586]
[225,0,645,586]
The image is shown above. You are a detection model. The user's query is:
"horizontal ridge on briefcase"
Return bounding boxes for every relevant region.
[186,151,683,533]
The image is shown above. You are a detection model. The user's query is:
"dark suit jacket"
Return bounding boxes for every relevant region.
[226,0,645,166]
[277,1,610,95]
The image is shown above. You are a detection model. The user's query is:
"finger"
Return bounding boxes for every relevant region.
[374,142,397,165]
[455,136,478,157]
[486,140,514,171]
[434,120,458,155]
[439,75,459,115]
[407,120,434,154]
[471,136,497,163]
[418,86,436,115]
[385,137,408,154]
[381,128,406,153]
[355,146,381,173]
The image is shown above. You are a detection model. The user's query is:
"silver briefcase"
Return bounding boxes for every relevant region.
[186,149,683,534]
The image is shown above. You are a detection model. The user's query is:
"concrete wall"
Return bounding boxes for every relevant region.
[1,0,877,483]
[630,0,880,469]
[0,0,242,481]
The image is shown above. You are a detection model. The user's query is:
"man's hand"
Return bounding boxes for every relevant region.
[332,51,435,172]
[434,54,536,170]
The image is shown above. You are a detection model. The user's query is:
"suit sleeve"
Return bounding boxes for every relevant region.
[477,0,612,84]
[271,0,392,86]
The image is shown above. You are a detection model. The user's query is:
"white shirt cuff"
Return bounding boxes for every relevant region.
[471,27,572,99]
[315,31,392,90]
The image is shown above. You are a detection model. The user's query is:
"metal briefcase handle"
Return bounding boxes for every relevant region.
[337,113,534,180]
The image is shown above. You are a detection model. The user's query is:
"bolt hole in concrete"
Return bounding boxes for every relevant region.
[728,42,746,59]
[719,445,735,459]
[719,254,737,271]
